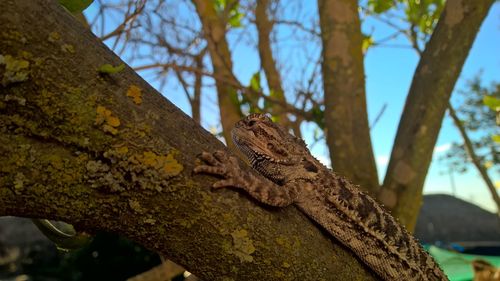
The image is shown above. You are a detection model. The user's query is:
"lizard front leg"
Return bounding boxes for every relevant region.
[194,150,297,207]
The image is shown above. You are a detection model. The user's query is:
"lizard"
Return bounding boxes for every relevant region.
[471,259,500,281]
[194,113,448,281]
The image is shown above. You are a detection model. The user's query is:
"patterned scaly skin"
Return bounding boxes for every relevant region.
[195,113,448,281]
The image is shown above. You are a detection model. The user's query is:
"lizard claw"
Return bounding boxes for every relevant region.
[193,165,228,177]
[194,150,232,178]
[197,151,219,166]
[213,150,230,162]
[212,178,237,189]
[194,150,244,189]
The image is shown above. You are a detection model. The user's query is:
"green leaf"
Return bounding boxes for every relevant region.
[492,135,500,143]
[404,0,444,35]
[228,11,243,28]
[249,72,261,92]
[483,95,500,110]
[311,107,325,129]
[367,0,394,14]
[228,87,241,107]
[362,34,374,54]
[213,0,243,28]
[213,0,226,12]
[58,0,93,13]
[98,63,125,74]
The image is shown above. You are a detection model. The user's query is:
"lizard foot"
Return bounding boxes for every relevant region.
[194,150,244,189]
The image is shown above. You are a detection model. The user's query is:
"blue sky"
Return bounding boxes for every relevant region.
[86,1,499,212]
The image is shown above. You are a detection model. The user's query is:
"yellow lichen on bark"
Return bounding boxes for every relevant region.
[126,84,142,105]
[95,105,121,135]
[230,229,256,263]
[135,151,183,177]
[0,54,30,86]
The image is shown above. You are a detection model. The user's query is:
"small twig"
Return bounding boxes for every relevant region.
[370,103,387,130]
[100,0,146,41]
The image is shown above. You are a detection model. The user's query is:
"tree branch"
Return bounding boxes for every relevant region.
[447,104,500,216]
[0,0,378,280]
[191,0,243,151]
[317,0,380,195]
[255,0,291,129]
[380,0,495,231]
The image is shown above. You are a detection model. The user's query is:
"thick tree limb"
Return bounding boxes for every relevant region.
[380,0,494,231]
[191,0,242,151]
[317,0,380,196]
[0,0,378,280]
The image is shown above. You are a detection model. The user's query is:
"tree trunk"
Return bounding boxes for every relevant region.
[0,0,379,280]
[191,0,242,151]
[317,0,379,195]
[447,104,500,216]
[380,0,494,231]
[255,0,290,129]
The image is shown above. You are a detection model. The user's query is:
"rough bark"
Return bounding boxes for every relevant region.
[447,104,500,216]
[255,0,290,129]
[0,0,379,280]
[75,12,89,28]
[317,0,379,195]
[380,0,495,231]
[191,0,242,151]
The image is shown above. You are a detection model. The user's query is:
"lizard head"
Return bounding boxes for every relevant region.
[231,113,320,184]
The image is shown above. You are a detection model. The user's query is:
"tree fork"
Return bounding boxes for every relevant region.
[380,0,494,231]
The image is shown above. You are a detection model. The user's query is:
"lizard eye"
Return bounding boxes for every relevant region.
[247,120,257,127]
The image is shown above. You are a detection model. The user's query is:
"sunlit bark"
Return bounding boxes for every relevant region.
[317,0,379,195]
[191,0,242,150]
